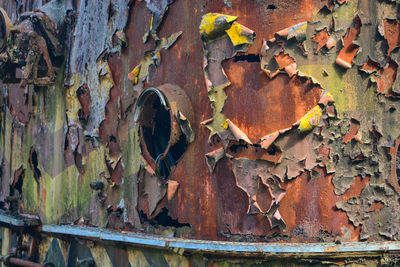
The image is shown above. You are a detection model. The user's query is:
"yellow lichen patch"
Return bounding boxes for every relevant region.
[132,31,182,84]
[221,119,229,129]
[199,13,237,39]
[65,74,82,126]
[40,144,109,224]
[98,60,114,100]
[201,82,230,138]
[298,105,322,133]
[297,64,378,114]
[128,64,141,84]
[202,113,227,140]
[150,14,154,31]
[225,23,250,47]
[121,126,142,177]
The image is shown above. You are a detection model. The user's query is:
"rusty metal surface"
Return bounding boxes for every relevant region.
[0,0,400,257]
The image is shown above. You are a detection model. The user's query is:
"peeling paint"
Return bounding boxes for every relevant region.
[335,15,361,69]
[2,0,400,260]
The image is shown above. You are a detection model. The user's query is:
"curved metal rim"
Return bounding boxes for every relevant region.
[134,87,175,169]
[0,9,13,51]
[133,87,168,122]
[0,9,7,52]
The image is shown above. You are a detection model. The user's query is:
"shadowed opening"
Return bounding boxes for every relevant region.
[233,53,260,63]
[397,144,400,186]
[0,11,6,52]
[142,94,172,159]
[137,89,188,179]
[153,208,190,227]
[29,147,41,182]
[140,208,190,228]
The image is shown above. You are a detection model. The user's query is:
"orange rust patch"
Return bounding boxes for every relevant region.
[274,52,296,69]
[168,180,180,201]
[368,200,384,212]
[138,193,150,218]
[342,119,360,143]
[342,176,370,202]
[375,60,398,95]
[336,16,361,69]
[361,59,398,96]
[273,52,297,77]
[318,144,330,165]
[313,30,329,52]
[312,29,335,53]
[360,59,380,73]
[279,170,358,242]
[223,60,322,143]
[383,19,400,55]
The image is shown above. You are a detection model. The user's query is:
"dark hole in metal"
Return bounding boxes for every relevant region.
[74,150,84,174]
[0,19,5,52]
[64,134,69,151]
[397,145,400,186]
[142,96,171,159]
[140,208,190,228]
[29,148,41,182]
[233,53,260,63]
[140,92,188,179]
[267,4,277,9]
[170,132,188,161]
[153,208,190,227]
[10,168,24,197]
[228,142,248,153]
[0,10,7,53]
[267,145,278,155]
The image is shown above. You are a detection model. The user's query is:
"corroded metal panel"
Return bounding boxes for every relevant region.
[0,2,400,265]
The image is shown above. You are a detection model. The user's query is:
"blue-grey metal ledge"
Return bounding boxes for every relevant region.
[1,210,400,256]
[41,224,400,255]
[0,210,40,227]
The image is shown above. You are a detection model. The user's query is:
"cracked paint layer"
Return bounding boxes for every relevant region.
[2,0,400,254]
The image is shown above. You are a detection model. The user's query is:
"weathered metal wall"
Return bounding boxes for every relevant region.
[1,0,400,251]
